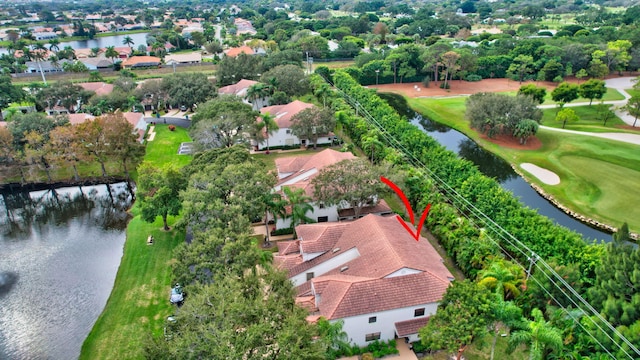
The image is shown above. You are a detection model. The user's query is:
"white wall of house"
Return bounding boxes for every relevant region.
[274,203,338,230]
[258,130,334,150]
[290,247,360,286]
[336,302,439,347]
[259,128,300,149]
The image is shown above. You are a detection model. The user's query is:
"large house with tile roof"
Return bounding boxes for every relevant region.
[275,214,454,346]
[272,149,392,229]
[218,79,269,109]
[255,100,334,150]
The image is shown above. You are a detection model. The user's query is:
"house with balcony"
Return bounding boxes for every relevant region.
[272,149,392,229]
[254,100,334,151]
[274,214,454,346]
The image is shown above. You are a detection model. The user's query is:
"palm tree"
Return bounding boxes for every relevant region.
[361,130,385,164]
[489,295,524,360]
[48,38,60,55]
[122,35,135,51]
[104,46,119,67]
[31,44,48,85]
[254,111,279,154]
[507,308,563,360]
[282,186,314,238]
[478,260,525,301]
[90,47,100,57]
[246,83,270,110]
[314,83,331,108]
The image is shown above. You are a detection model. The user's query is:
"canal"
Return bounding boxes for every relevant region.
[0,183,133,360]
[380,93,610,242]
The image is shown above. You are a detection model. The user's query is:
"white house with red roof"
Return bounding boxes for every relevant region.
[217,79,268,109]
[272,149,392,229]
[255,100,334,150]
[275,214,454,346]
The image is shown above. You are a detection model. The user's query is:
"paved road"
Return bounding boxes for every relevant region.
[539,125,640,145]
[145,116,191,128]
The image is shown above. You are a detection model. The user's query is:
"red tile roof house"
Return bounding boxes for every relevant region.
[78,82,114,97]
[271,149,392,230]
[121,56,162,69]
[274,214,454,346]
[224,45,255,57]
[254,100,334,151]
[218,79,269,109]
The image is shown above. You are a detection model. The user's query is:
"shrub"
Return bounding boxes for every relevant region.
[361,353,374,360]
[422,76,431,88]
[465,74,483,82]
[168,125,176,131]
[270,227,294,236]
[439,82,450,89]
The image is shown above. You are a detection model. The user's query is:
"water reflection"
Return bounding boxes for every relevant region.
[0,183,132,360]
[378,92,610,242]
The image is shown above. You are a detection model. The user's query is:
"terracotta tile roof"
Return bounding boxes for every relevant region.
[225,45,254,57]
[122,112,144,129]
[122,56,161,68]
[277,240,300,255]
[66,113,95,125]
[218,79,258,96]
[78,82,114,96]
[276,215,454,320]
[275,149,357,196]
[337,199,393,218]
[318,272,449,319]
[395,317,431,337]
[260,100,314,129]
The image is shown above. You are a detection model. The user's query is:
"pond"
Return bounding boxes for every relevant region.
[0,183,133,360]
[379,93,610,242]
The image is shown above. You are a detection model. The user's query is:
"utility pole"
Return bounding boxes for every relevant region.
[306,51,313,74]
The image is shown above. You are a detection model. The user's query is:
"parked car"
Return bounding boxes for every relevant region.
[180,105,187,111]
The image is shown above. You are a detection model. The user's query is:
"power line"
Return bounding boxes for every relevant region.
[324,74,640,359]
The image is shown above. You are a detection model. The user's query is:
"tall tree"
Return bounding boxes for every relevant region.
[104,46,119,66]
[626,95,640,126]
[551,82,580,108]
[507,55,535,83]
[518,84,547,104]
[261,65,309,97]
[282,186,314,237]
[190,96,257,150]
[440,51,460,89]
[162,73,216,110]
[0,74,25,121]
[419,280,495,360]
[46,125,84,181]
[253,111,278,153]
[507,308,563,360]
[578,79,607,105]
[137,162,187,231]
[555,108,579,129]
[478,260,525,301]
[290,107,335,149]
[311,158,387,219]
[122,35,135,51]
[31,43,48,84]
[75,116,112,176]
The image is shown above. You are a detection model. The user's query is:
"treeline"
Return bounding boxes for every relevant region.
[312,70,640,358]
[0,112,144,184]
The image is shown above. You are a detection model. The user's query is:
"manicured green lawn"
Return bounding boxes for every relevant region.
[540,105,634,132]
[143,124,192,168]
[408,97,640,235]
[80,126,192,360]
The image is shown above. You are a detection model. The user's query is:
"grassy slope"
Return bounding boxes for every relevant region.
[80,125,192,360]
[407,97,640,235]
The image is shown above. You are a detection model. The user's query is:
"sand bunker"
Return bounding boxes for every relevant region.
[520,163,560,185]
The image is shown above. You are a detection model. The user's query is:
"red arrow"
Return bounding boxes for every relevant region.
[381,176,431,241]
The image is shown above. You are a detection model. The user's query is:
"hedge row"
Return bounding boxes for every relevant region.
[327,70,603,283]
